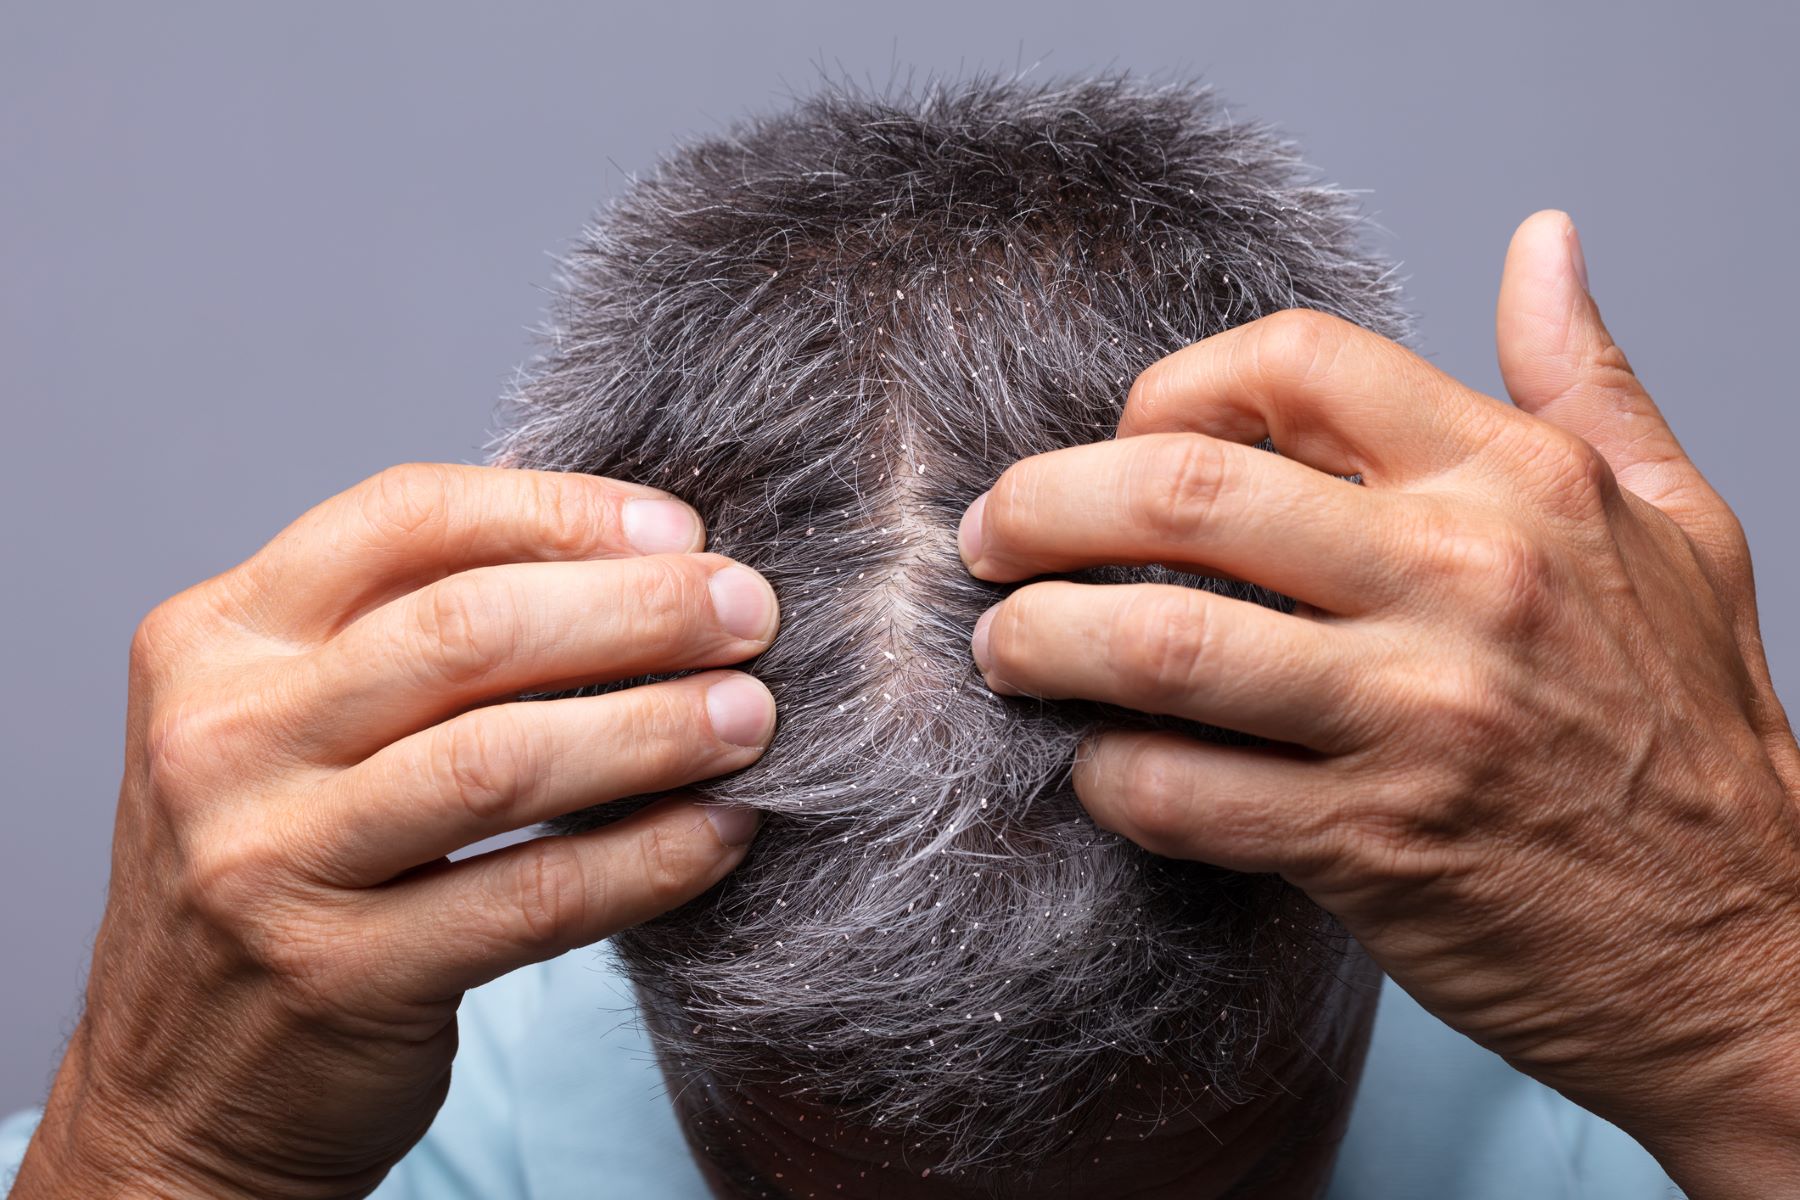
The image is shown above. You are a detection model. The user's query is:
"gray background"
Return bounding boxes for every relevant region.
[2,0,1795,1114]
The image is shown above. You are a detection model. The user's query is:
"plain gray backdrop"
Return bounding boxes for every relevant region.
[2,1,1795,1114]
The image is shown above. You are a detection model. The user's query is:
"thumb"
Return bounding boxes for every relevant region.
[1495,210,1697,507]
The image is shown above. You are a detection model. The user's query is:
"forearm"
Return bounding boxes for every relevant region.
[8,1028,214,1200]
[11,1019,411,1200]
[1663,1145,1800,1200]
[1648,1078,1800,1200]
[1655,864,1800,1198]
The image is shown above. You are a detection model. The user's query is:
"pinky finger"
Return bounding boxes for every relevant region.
[376,795,760,996]
[1073,730,1339,876]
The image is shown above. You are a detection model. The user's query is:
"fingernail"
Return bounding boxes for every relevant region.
[971,605,997,673]
[1566,218,1590,295]
[958,492,989,566]
[704,803,763,848]
[971,606,1021,696]
[708,565,778,641]
[623,498,702,555]
[705,673,776,747]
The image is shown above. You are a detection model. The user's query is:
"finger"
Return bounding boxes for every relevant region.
[234,464,706,641]
[1494,212,1735,536]
[373,794,762,996]
[1496,211,1750,590]
[1119,309,1513,484]
[1073,730,1338,875]
[306,671,776,886]
[959,432,1404,614]
[295,553,779,758]
[973,581,1378,752]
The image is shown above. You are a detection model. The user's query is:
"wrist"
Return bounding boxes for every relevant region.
[1651,1129,1800,1200]
[1633,1035,1800,1200]
[10,1023,255,1200]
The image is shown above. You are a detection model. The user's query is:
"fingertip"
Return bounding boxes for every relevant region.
[703,802,764,849]
[1120,336,1202,435]
[708,564,781,643]
[971,605,1021,696]
[971,600,995,658]
[1564,217,1590,295]
[623,497,706,556]
[1510,208,1572,251]
[957,491,990,572]
[1505,210,1579,287]
[1498,209,1595,405]
[703,671,777,748]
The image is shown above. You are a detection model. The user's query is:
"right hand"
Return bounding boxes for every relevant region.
[11,464,781,1199]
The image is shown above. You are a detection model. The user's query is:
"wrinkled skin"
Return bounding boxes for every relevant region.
[961,211,1800,1198]
[12,467,781,1198]
[14,210,1798,1200]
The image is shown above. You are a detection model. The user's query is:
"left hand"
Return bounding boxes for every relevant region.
[957,211,1800,1200]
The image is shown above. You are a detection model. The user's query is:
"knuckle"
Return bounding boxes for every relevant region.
[630,689,706,780]
[1318,787,1463,891]
[141,703,204,799]
[1247,308,1348,387]
[1110,590,1211,709]
[433,714,533,827]
[1406,664,1515,775]
[1478,530,1556,634]
[985,583,1061,681]
[627,556,710,649]
[1132,436,1229,541]
[1710,501,1749,550]
[635,817,705,913]
[226,886,352,1001]
[128,576,265,690]
[180,827,288,930]
[508,837,591,949]
[1111,741,1196,852]
[253,917,332,988]
[1462,527,1555,636]
[1125,358,1175,424]
[1585,340,1641,400]
[141,690,261,801]
[1527,429,1616,518]
[1411,511,1556,635]
[983,461,1045,556]
[526,470,607,560]
[1700,506,1753,577]
[413,573,515,686]
[359,462,458,542]
[128,600,183,674]
[128,589,228,683]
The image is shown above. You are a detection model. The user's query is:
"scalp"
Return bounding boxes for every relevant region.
[493,72,1408,1176]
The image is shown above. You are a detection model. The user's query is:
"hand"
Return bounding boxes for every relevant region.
[12,465,780,1199]
[957,212,1800,1198]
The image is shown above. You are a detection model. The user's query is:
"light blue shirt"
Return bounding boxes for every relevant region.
[1,948,1680,1198]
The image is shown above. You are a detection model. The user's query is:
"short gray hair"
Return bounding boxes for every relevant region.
[494,74,1408,1180]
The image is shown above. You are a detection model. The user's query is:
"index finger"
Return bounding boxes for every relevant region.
[232,463,705,641]
[1121,309,1512,483]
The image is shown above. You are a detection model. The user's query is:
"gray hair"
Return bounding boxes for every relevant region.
[493,74,1409,1183]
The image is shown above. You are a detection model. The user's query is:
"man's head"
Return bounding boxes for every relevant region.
[494,75,1408,1196]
